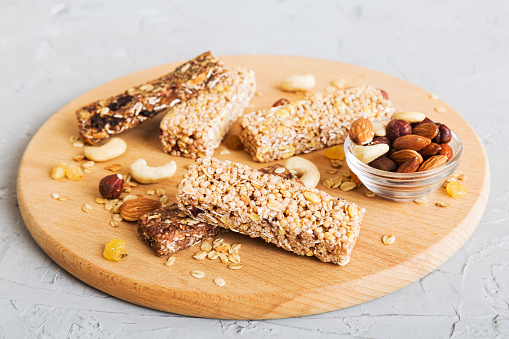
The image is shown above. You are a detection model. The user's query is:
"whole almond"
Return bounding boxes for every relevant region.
[349,118,374,145]
[397,157,420,173]
[120,197,162,221]
[413,123,439,140]
[419,143,441,158]
[393,135,431,151]
[369,156,397,172]
[439,143,453,160]
[417,155,448,172]
[390,149,423,166]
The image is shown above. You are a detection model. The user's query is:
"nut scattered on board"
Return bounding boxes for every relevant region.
[130,159,177,184]
[84,137,127,162]
[283,156,320,189]
[120,197,162,221]
[382,234,395,245]
[99,174,124,199]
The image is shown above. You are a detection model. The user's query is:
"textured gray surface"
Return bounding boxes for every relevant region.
[1,1,508,338]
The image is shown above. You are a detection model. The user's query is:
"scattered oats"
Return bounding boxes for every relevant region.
[156,188,166,197]
[322,179,332,189]
[128,181,138,187]
[112,213,123,222]
[73,155,85,162]
[458,173,467,181]
[229,253,241,263]
[105,164,123,172]
[326,169,338,175]
[231,243,241,251]
[331,78,348,89]
[219,149,231,155]
[214,243,230,253]
[82,161,95,168]
[218,253,229,263]
[123,195,137,202]
[429,93,440,100]
[382,234,396,245]
[191,271,205,279]
[214,278,226,287]
[414,196,428,204]
[200,242,212,252]
[207,251,218,260]
[147,189,155,195]
[165,256,175,266]
[104,200,116,211]
[160,195,168,204]
[51,193,60,199]
[340,182,357,191]
[213,238,224,245]
[83,168,94,174]
[436,202,450,207]
[57,196,69,201]
[193,251,208,260]
[95,197,107,204]
[227,263,242,270]
[332,176,343,189]
[274,167,286,174]
[365,190,376,198]
[330,159,343,168]
[435,107,447,113]
[255,91,262,96]
[110,220,119,227]
[82,204,93,213]
[69,135,79,143]
[123,186,131,193]
[124,174,131,183]
[72,140,84,148]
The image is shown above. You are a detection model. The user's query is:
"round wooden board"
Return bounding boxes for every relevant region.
[17,55,489,319]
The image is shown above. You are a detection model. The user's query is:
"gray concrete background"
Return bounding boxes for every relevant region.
[1,1,508,338]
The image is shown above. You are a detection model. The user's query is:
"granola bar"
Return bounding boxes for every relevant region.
[138,204,227,256]
[239,85,394,162]
[178,157,366,265]
[159,67,256,158]
[258,163,303,185]
[76,51,227,144]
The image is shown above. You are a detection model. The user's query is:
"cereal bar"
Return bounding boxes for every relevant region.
[239,86,394,162]
[76,51,227,144]
[159,67,256,158]
[138,204,227,256]
[178,157,365,265]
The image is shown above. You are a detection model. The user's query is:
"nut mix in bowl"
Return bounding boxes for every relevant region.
[345,113,463,201]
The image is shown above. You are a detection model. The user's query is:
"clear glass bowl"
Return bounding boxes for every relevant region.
[344,131,463,202]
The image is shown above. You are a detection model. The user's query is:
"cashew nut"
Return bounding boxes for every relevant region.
[84,138,127,162]
[283,157,320,189]
[280,74,316,92]
[130,159,177,184]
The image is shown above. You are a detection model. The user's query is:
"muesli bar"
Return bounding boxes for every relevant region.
[177,157,365,265]
[138,204,227,256]
[159,67,256,158]
[239,85,394,162]
[76,51,227,144]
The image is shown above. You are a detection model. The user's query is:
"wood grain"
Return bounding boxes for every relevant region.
[17,55,489,319]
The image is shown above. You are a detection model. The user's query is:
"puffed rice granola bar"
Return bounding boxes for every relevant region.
[159,66,256,158]
[76,51,227,144]
[178,157,365,265]
[239,86,394,162]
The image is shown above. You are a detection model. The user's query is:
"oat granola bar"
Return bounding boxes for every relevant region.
[178,157,365,265]
[159,67,256,158]
[138,204,227,256]
[239,85,394,162]
[76,51,227,144]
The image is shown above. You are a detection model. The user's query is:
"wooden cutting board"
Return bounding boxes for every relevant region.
[17,55,489,319]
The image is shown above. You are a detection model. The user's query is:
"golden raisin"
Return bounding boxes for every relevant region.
[446,181,467,198]
[51,162,68,179]
[324,145,345,160]
[103,239,127,262]
[65,164,84,181]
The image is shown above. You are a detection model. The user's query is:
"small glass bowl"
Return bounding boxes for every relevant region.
[344,131,463,202]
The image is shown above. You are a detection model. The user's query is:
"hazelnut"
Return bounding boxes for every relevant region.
[272,98,290,107]
[370,136,391,147]
[99,174,124,199]
[369,156,397,172]
[419,143,441,158]
[386,119,412,142]
[432,123,452,144]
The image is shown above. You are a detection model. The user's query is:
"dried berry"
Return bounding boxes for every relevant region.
[446,181,467,198]
[386,119,412,142]
[103,239,127,261]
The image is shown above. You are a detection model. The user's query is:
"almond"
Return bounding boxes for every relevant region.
[417,155,448,172]
[419,143,441,158]
[412,123,439,140]
[393,135,431,151]
[369,156,397,172]
[349,118,374,145]
[397,156,420,173]
[438,143,453,160]
[390,149,423,166]
[120,197,162,221]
